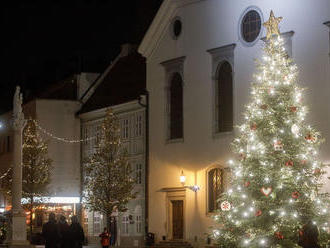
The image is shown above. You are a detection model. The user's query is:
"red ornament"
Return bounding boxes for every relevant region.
[314,168,321,175]
[290,106,297,112]
[285,160,294,167]
[250,123,257,131]
[292,191,300,199]
[255,210,262,217]
[305,133,316,143]
[261,187,272,196]
[244,181,250,187]
[275,232,284,239]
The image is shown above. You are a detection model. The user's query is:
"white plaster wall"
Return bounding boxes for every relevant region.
[36,99,81,197]
[146,0,330,244]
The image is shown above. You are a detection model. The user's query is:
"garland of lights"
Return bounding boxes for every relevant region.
[32,119,95,143]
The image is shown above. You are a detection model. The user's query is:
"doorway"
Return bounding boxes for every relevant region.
[172,200,183,239]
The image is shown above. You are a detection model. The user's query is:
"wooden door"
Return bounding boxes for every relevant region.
[172,200,183,239]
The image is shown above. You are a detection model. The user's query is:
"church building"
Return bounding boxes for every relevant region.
[139,0,330,246]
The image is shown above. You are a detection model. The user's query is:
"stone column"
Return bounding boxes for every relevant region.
[9,86,30,247]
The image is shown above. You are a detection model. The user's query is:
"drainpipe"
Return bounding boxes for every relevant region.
[138,90,149,238]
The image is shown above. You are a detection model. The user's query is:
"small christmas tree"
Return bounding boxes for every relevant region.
[22,119,53,240]
[213,11,330,247]
[83,109,136,230]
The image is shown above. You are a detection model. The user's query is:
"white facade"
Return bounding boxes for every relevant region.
[139,0,330,246]
[80,99,146,246]
[0,99,81,198]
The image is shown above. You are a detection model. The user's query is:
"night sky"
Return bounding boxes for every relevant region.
[0,0,162,113]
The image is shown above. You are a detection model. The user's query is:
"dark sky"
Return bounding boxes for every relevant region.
[0,0,162,113]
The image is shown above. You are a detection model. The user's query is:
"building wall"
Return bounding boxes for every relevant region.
[35,99,81,197]
[80,101,146,247]
[145,0,330,246]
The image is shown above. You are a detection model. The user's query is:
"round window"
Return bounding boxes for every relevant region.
[241,9,262,43]
[172,18,182,39]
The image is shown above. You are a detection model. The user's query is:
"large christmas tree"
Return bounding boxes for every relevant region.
[83,109,136,230]
[213,11,330,247]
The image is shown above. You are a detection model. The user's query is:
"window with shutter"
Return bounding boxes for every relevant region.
[217,61,233,132]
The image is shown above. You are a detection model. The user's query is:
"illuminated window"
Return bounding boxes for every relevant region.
[208,168,224,212]
[216,61,233,132]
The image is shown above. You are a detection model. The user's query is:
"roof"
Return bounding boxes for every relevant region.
[25,74,78,102]
[138,0,205,58]
[78,49,146,114]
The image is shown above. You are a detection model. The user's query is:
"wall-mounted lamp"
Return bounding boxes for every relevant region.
[180,170,186,186]
[179,170,200,192]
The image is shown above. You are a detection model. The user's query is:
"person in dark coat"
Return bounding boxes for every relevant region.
[69,215,85,248]
[41,212,60,248]
[298,220,321,248]
[58,215,70,248]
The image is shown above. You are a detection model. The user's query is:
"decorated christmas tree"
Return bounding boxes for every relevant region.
[83,109,136,230]
[213,11,330,247]
[22,119,53,239]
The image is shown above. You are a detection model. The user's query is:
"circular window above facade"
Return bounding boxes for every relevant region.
[239,7,263,46]
[171,17,182,39]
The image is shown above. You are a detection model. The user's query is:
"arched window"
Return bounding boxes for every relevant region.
[208,168,224,212]
[217,61,233,132]
[169,73,183,139]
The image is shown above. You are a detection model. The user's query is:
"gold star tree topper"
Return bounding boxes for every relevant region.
[263,10,283,40]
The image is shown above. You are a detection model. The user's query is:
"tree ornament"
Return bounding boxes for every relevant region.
[314,168,321,175]
[220,201,231,211]
[273,140,283,151]
[291,124,300,135]
[255,210,262,217]
[250,123,257,131]
[239,153,246,161]
[261,187,272,196]
[275,232,284,240]
[290,106,297,112]
[300,160,307,165]
[285,160,294,167]
[260,104,268,110]
[244,181,250,187]
[305,133,317,143]
[292,191,300,199]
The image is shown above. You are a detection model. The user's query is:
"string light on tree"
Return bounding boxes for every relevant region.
[212,11,330,247]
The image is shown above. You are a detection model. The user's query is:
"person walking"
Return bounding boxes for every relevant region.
[69,215,85,248]
[41,213,60,248]
[58,215,70,248]
[99,227,110,248]
[298,220,321,248]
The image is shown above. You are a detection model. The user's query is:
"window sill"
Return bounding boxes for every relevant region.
[166,138,184,144]
[212,130,233,139]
